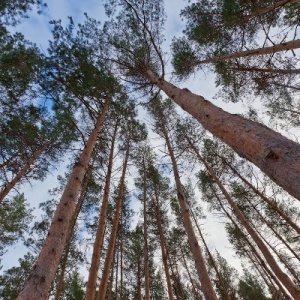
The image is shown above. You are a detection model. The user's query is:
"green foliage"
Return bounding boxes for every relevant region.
[0,252,35,299]
[238,270,270,300]
[0,195,33,260]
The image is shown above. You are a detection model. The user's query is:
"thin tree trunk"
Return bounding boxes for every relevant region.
[219,155,300,235]
[142,157,150,300]
[242,191,300,263]
[0,142,50,202]
[85,120,119,300]
[120,217,123,300]
[146,69,300,201]
[17,100,109,300]
[97,141,130,300]
[136,258,142,300]
[180,246,202,300]
[153,185,174,300]
[257,228,300,285]
[115,241,119,299]
[229,66,300,74]
[189,39,300,66]
[158,114,218,300]
[243,0,299,21]
[0,150,21,170]
[187,137,300,299]
[106,244,117,300]
[54,165,93,300]
[189,208,231,300]
[214,190,291,300]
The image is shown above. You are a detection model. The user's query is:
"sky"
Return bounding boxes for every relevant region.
[1,0,246,280]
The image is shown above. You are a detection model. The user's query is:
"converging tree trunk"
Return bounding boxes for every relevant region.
[186,136,300,299]
[156,108,218,300]
[17,99,109,300]
[85,120,119,300]
[146,70,300,201]
[97,140,130,300]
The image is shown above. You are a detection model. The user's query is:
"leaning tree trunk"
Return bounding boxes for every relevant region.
[97,140,130,300]
[17,100,109,300]
[54,165,94,300]
[158,115,218,300]
[146,70,300,201]
[243,0,299,21]
[187,137,300,299]
[85,120,119,300]
[219,155,300,234]
[188,39,300,66]
[0,142,50,203]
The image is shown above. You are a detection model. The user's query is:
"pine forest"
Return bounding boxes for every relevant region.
[1,0,300,299]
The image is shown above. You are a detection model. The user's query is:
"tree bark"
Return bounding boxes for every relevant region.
[157,110,218,300]
[243,0,299,21]
[54,165,93,300]
[219,155,300,234]
[229,66,300,74]
[146,69,300,201]
[153,185,174,300]
[187,137,300,299]
[0,142,50,202]
[218,155,300,234]
[97,140,130,300]
[85,120,119,300]
[190,39,300,66]
[142,158,150,300]
[17,99,109,300]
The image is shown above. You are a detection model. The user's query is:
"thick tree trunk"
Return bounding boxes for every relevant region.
[158,115,218,300]
[142,158,150,300]
[191,39,300,65]
[154,186,174,300]
[0,142,49,202]
[219,156,300,234]
[188,138,300,299]
[17,100,109,300]
[54,166,93,300]
[244,0,299,21]
[146,70,300,201]
[97,142,130,300]
[85,121,119,300]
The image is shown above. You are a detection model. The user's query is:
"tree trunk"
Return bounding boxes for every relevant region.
[188,138,300,299]
[17,100,109,300]
[214,190,291,300]
[189,207,231,300]
[85,120,119,300]
[219,155,300,234]
[54,165,93,300]
[158,113,218,300]
[243,0,299,21]
[190,39,300,65]
[229,66,300,74]
[142,158,150,300]
[146,69,300,201]
[153,186,174,300]
[180,246,202,300]
[0,142,50,202]
[97,141,130,300]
